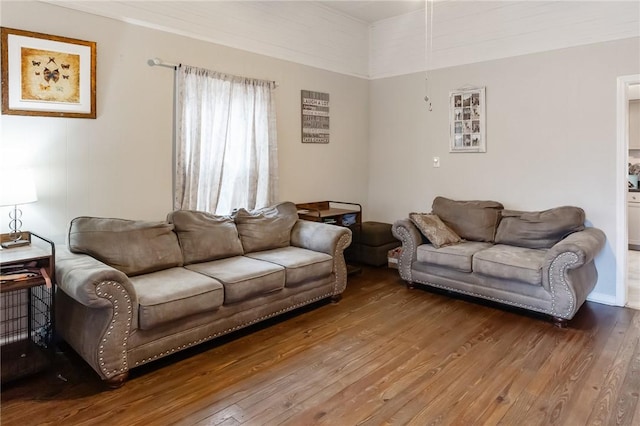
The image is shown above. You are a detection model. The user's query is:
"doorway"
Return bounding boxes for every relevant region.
[617,75,640,307]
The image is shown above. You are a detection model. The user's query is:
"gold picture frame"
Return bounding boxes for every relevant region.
[1,27,96,119]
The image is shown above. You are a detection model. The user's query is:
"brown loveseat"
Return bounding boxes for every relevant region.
[55,202,351,387]
[392,197,606,326]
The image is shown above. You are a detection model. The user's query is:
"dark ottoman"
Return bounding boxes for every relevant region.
[346,221,400,266]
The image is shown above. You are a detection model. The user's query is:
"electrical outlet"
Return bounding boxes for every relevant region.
[433,157,440,168]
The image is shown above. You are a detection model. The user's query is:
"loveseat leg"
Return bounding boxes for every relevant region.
[104,372,129,389]
[552,317,568,328]
[331,294,342,304]
[406,282,415,290]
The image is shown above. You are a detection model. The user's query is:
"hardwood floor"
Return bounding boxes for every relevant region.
[2,266,640,425]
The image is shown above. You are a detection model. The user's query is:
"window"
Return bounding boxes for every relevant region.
[174,66,278,214]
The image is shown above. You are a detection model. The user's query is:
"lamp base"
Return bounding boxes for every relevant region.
[1,239,31,249]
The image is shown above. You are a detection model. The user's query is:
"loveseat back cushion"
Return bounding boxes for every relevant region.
[168,210,244,264]
[234,201,299,253]
[68,217,183,277]
[432,197,504,242]
[494,207,585,249]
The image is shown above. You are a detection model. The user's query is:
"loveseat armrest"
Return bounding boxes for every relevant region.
[392,219,422,282]
[542,228,606,320]
[56,247,138,384]
[545,227,606,268]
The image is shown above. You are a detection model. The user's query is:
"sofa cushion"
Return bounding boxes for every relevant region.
[186,256,285,304]
[409,213,462,249]
[416,241,492,272]
[130,267,224,330]
[473,244,546,286]
[494,207,585,249]
[168,210,244,264]
[432,196,504,242]
[246,246,333,287]
[68,216,183,277]
[234,202,299,253]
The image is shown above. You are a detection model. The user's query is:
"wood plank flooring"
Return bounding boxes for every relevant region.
[2,266,640,425]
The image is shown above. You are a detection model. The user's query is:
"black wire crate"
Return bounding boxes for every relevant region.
[0,233,55,384]
[1,282,53,383]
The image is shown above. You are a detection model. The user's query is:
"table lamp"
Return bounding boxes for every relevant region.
[0,168,38,248]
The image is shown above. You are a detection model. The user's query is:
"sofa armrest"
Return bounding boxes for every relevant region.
[392,219,422,282]
[56,247,138,382]
[56,247,137,308]
[290,220,352,255]
[290,220,352,295]
[542,228,606,319]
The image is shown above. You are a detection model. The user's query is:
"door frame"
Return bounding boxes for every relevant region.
[616,74,640,306]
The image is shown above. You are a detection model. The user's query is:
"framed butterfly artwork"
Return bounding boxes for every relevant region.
[1,27,96,118]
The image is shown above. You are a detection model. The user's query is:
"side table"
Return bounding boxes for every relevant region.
[0,232,55,383]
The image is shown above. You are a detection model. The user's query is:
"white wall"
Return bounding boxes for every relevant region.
[0,1,370,243]
[368,36,640,301]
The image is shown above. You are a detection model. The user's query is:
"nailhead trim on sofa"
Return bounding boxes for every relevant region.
[95,281,133,378]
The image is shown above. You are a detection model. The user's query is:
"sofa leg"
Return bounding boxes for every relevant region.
[406,282,415,290]
[331,294,342,304]
[552,317,568,328]
[104,372,129,389]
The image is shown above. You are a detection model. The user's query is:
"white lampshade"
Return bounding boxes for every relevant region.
[0,168,38,207]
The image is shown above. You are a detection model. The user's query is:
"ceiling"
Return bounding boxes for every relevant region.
[316,1,425,23]
[39,0,639,79]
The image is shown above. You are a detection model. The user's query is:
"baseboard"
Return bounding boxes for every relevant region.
[586,292,619,306]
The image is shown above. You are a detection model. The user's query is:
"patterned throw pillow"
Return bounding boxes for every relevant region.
[409,212,463,249]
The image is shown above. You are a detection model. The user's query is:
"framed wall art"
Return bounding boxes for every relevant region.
[301,90,329,144]
[449,87,485,153]
[1,27,96,118]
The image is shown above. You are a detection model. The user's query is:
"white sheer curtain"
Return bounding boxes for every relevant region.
[174,65,278,214]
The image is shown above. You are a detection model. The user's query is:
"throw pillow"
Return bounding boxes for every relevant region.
[234,201,299,253]
[168,210,244,264]
[409,212,462,249]
[68,217,183,277]
[495,206,585,249]
[432,196,504,242]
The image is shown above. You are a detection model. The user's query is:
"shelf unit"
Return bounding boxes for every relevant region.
[0,232,55,384]
[295,201,362,227]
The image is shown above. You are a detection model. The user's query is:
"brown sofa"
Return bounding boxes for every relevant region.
[392,197,606,326]
[55,202,351,387]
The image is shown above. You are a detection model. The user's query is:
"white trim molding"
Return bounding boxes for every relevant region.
[587,292,619,307]
[616,74,640,307]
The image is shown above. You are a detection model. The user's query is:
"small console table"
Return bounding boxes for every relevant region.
[295,201,362,227]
